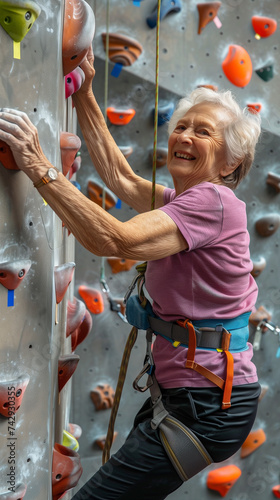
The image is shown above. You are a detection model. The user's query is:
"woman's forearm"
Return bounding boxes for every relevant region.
[72,90,137,202]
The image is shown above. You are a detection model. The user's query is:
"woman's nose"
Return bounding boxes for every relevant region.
[177,130,193,143]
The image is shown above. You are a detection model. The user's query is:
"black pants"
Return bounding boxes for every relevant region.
[72,383,261,500]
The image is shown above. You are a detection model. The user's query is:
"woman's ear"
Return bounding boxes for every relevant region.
[220,160,242,177]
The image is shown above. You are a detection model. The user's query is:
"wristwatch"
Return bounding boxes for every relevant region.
[33,167,60,189]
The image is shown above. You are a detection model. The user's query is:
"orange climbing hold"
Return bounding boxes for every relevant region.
[247,103,262,113]
[207,464,242,497]
[54,262,76,304]
[0,375,30,418]
[60,132,81,177]
[197,2,221,35]
[52,443,83,500]
[95,432,118,450]
[118,145,133,158]
[0,140,19,170]
[252,16,277,39]
[101,33,143,66]
[88,180,118,210]
[107,107,136,126]
[222,45,252,87]
[62,0,95,75]
[197,84,218,92]
[0,259,31,290]
[251,256,266,278]
[107,257,138,274]
[241,428,266,458]
[78,285,104,314]
[90,384,115,410]
[58,355,80,392]
[273,485,280,498]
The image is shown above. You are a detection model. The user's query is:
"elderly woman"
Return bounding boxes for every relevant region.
[0,48,262,500]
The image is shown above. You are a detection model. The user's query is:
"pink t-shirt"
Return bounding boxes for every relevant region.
[145,182,258,388]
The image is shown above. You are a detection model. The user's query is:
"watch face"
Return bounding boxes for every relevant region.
[48,168,58,180]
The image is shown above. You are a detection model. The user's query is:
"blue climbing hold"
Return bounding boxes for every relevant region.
[147,0,182,29]
[154,102,175,126]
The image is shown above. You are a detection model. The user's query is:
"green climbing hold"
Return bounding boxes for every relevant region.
[255,62,274,82]
[0,0,41,43]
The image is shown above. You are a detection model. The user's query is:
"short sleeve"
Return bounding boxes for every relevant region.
[160,183,224,250]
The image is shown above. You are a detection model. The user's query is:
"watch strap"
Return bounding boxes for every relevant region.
[33,168,59,189]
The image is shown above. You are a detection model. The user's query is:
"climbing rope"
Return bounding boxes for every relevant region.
[102,0,161,464]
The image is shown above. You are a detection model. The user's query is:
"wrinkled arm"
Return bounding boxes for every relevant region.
[72,48,165,213]
[0,109,187,260]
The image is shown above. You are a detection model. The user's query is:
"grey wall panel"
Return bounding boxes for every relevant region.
[0,1,78,498]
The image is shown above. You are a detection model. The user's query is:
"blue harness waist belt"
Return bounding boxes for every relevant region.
[125,295,250,353]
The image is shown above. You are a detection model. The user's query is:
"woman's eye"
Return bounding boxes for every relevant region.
[198,129,210,136]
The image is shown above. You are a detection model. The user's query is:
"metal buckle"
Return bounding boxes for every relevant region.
[132,362,154,392]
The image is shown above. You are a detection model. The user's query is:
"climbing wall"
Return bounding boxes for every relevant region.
[0,1,95,499]
[69,1,280,498]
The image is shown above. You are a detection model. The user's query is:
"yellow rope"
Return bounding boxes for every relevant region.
[102,0,161,464]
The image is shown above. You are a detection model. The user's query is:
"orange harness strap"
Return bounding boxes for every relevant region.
[183,320,234,410]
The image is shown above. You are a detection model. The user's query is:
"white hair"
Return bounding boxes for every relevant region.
[167,88,262,189]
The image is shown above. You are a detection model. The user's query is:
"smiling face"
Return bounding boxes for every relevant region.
[167,102,234,194]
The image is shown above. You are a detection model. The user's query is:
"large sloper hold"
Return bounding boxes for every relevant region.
[101,32,143,66]
[222,45,252,87]
[62,0,95,76]
[0,0,41,42]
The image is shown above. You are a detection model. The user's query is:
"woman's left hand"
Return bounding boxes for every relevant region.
[0,108,48,175]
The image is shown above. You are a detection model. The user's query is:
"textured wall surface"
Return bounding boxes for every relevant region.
[0,1,77,498]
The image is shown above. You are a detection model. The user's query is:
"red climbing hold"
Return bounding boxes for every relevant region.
[197,2,221,35]
[71,309,92,352]
[273,485,280,498]
[78,285,104,314]
[95,432,118,450]
[52,443,83,500]
[247,103,262,113]
[241,428,266,458]
[62,0,95,76]
[54,262,76,305]
[66,297,86,337]
[0,140,19,170]
[0,259,31,290]
[0,374,30,418]
[252,16,277,39]
[58,355,80,392]
[207,464,242,497]
[222,45,252,87]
